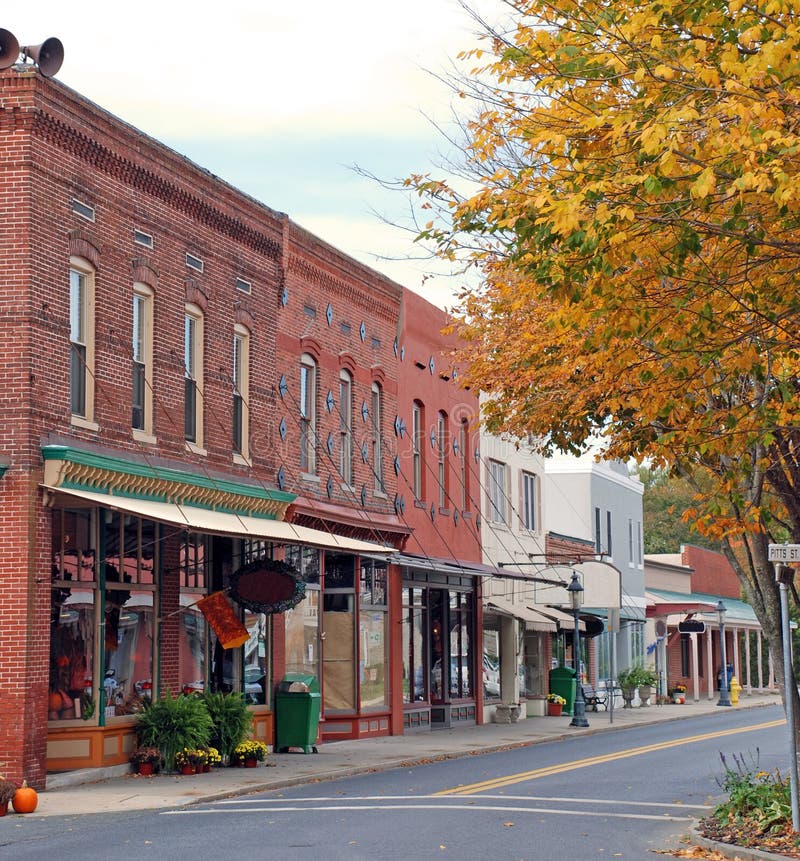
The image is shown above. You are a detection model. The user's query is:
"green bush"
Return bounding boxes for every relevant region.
[202,692,253,762]
[617,665,657,688]
[135,691,213,772]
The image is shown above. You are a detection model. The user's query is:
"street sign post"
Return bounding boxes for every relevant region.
[768,544,800,563]
[769,544,800,831]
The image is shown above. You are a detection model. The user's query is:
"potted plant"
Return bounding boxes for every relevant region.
[231,739,268,768]
[129,746,162,776]
[203,746,222,771]
[0,777,16,816]
[546,692,567,717]
[175,748,206,775]
[617,665,657,707]
[669,683,687,704]
[202,692,253,765]
[135,691,212,773]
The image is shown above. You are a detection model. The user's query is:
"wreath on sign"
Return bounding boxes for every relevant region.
[228,559,306,615]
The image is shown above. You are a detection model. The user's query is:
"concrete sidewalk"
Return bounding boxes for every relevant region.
[25,691,782,818]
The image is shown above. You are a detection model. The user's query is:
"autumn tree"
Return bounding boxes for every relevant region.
[409,0,800,705]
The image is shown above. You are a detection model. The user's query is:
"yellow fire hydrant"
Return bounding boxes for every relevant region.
[730,676,741,705]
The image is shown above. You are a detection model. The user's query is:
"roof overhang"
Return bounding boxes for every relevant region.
[485,597,557,632]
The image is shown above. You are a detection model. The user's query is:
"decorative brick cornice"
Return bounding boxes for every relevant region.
[288,255,398,322]
[31,110,282,261]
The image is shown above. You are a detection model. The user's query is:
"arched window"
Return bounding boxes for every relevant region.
[339,369,353,485]
[233,325,250,459]
[371,382,384,493]
[69,257,95,424]
[184,303,204,448]
[300,353,317,474]
[132,283,154,438]
[437,411,448,508]
[412,400,424,499]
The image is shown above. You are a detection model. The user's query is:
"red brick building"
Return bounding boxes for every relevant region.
[0,65,464,787]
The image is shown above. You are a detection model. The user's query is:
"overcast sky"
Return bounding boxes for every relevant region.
[6,2,507,309]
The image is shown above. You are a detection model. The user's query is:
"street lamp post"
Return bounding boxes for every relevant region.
[568,572,589,728]
[717,600,732,707]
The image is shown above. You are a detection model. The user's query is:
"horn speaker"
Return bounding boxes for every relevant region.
[23,37,64,78]
[0,28,20,70]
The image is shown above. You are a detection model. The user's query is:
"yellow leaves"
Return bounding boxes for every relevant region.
[640,124,668,154]
[690,167,717,199]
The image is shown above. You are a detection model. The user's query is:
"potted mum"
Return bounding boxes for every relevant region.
[175,748,206,775]
[669,683,687,704]
[232,739,268,767]
[129,746,162,776]
[203,746,221,771]
[546,692,567,717]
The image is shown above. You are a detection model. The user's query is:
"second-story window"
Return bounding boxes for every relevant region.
[487,459,509,525]
[521,471,538,531]
[184,305,204,447]
[459,418,469,511]
[132,284,153,436]
[69,259,95,421]
[233,326,250,458]
[371,382,384,493]
[412,400,423,499]
[437,411,448,508]
[300,353,317,474]
[339,369,353,485]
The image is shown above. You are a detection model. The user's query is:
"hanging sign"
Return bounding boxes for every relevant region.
[197,591,249,649]
[229,559,306,615]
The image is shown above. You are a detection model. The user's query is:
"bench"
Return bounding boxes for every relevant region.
[581,684,610,711]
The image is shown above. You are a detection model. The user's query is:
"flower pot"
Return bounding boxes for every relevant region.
[621,686,635,708]
[638,684,652,706]
[180,764,195,775]
[202,764,211,773]
[244,758,258,768]
[138,761,154,776]
[0,801,7,817]
[547,703,563,717]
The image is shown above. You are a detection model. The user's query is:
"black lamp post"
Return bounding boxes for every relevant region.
[717,599,732,707]
[568,572,589,727]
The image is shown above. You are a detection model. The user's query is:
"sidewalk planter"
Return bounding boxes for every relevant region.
[547,703,563,717]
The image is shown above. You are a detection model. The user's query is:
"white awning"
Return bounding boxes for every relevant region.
[536,605,586,632]
[486,597,557,632]
[43,485,394,556]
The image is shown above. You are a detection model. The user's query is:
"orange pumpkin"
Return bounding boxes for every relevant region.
[11,781,38,814]
[48,692,62,711]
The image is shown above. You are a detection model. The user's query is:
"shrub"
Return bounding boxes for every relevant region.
[202,691,253,762]
[713,750,792,836]
[617,665,657,688]
[135,691,213,772]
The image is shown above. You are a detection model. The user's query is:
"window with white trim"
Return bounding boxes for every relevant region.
[412,401,423,499]
[487,459,509,525]
[184,305,204,446]
[339,369,353,484]
[371,382,384,493]
[437,411,448,508]
[233,326,250,458]
[521,471,538,531]
[132,284,154,436]
[300,354,317,474]
[69,259,95,421]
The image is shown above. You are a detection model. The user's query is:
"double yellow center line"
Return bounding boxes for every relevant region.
[435,719,785,796]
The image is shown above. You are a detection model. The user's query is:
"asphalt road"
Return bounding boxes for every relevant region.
[1,704,787,860]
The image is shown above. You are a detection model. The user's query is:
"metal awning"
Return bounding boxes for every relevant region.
[486,598,557,632]
[392,552,494,577]
[43,485,394,556]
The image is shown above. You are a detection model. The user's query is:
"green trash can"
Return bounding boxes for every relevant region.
[549,666,577,716]
[275,673,321,753]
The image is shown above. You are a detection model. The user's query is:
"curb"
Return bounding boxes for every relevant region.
[689,824,792,861]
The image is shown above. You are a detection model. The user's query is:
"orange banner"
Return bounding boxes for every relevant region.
[197,591,249,649]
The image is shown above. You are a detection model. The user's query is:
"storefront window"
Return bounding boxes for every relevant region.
[49,591,95,721]
[179,534,207,694]
[359,560,388,711]
[482,616,501,701]
[522,630,545,697]
[449,591,474,699]
[285,589,320,677]
[323,553,356,712]
[402,588,426,703]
